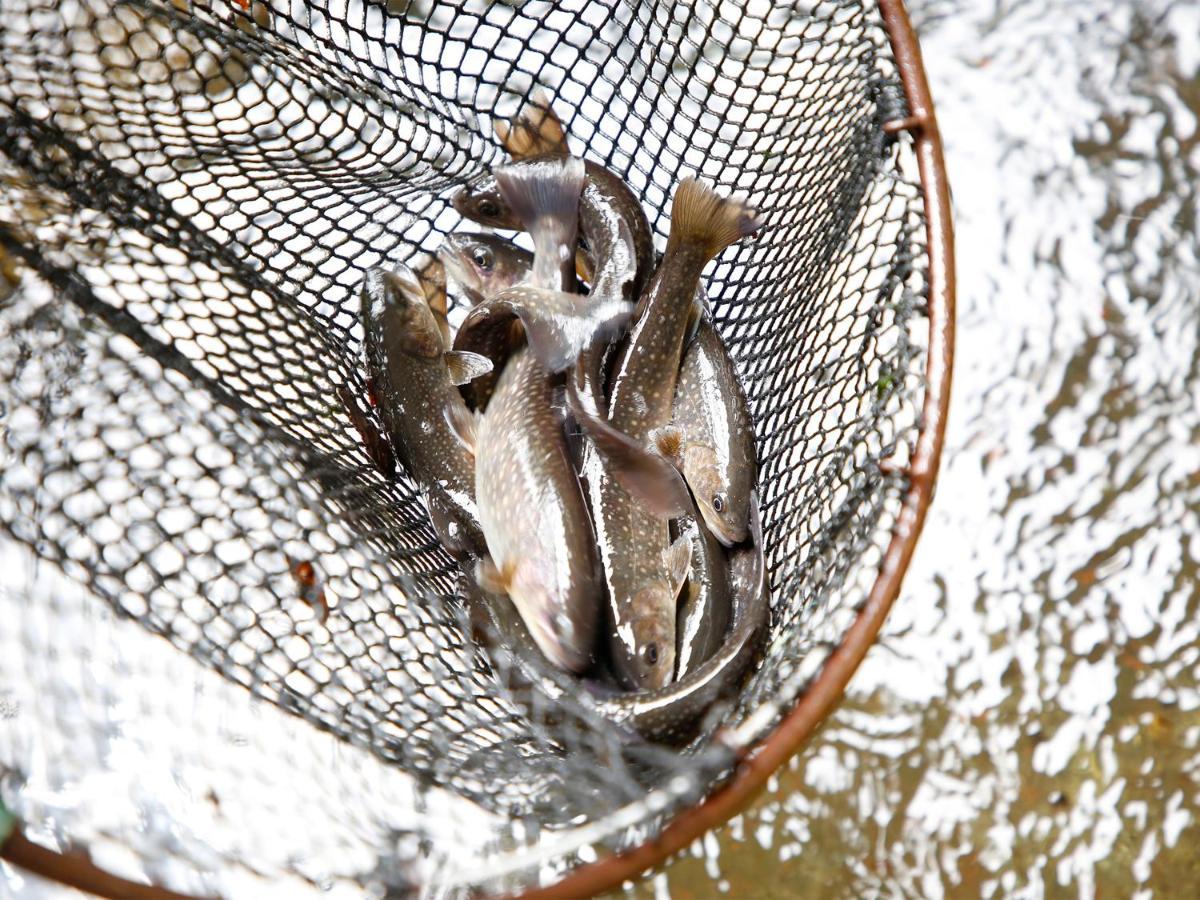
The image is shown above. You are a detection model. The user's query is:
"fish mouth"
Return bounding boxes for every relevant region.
[698,504,740,547]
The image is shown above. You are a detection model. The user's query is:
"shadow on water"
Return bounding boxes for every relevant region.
[637,0,1200,895]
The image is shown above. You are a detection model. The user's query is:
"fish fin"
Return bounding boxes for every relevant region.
[443,350,494,386]
[665,178,761,260]
[498,89,569,160]
[684,286,707,347]
[480,286,630,373]
[649,424,683,462]
[665,534,693,600]
[444,402,479,457]
[414,255,450,349]
[567,377,691,517]
[575,247,595,285]
[495,157,586,289]
[475,555,511,595]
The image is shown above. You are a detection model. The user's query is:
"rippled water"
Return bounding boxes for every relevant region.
[640,1,1200,896]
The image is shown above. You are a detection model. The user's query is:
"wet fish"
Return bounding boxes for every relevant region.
[494,89,569,162]
[656,322,757,545]
[673,509,731,679]
[452,152,654,301]
[360,265,492,556]
[412,253,451,349]
[585,179,759,690]
[471,493,768,745]
[595,492,768,743]
[439,232,534,305]
[452,162,633,376]
[448,156,600,672]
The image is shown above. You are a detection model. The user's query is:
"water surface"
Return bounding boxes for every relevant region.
[644,1,1200,895]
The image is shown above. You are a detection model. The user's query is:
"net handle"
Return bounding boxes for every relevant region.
[0,823,210,900]
[509,0,956,895]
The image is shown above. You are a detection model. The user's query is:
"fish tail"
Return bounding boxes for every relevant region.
[665,178,761,261]
[495,157,586,288]
[496,89,569,160]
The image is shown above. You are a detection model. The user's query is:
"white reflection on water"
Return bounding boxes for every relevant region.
[647,0,1200,896]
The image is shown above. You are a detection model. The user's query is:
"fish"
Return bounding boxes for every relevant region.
[470,493,769,745]
[452,161,633,376]
[452,234,741,537]
[654,323,757,546]
[359,265,493,556]
[448,156,600,672]
[452,152,654,301]
[494,89,569,161]
[595,491,769,743]
[439,230,594,304]
[673,508,731,679]
[584,179,759,690]
[438,232,534,305]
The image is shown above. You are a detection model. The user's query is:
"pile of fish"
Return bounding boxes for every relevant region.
[348,96,767,743]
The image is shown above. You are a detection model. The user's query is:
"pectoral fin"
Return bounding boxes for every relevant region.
[444,402,479,457]
[566,375,691,519]
[665,534,693,600]
[476,555,513,595]
[443,350,494,386]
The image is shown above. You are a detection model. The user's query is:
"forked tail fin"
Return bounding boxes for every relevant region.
[664,178,761,261]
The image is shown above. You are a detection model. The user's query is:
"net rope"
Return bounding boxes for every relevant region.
[0,0,930,894]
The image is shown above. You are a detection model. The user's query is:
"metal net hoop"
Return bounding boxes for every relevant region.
[0,0,953,896]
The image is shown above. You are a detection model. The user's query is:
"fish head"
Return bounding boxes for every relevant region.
[510,563,590,673]
[452,175,522,230]
[439,232,532,303]
[622,582,678,690]
[360,267,443,359]
[682,444,747,546]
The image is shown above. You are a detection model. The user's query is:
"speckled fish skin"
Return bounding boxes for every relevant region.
[474,348,599,671]
[673,509,731,680]
[469,155,599,672]
[360,267,483,554]
[594,492,768,744]
[588,179,760,691]
[673,321,757,545]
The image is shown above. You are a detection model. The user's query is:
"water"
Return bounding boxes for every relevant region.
[643,1,1200,895]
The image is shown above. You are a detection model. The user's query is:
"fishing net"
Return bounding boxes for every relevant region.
[0,0,943,895]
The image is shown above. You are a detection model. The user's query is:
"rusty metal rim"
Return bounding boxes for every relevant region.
[0,0,953,895]
[508,0,955,896]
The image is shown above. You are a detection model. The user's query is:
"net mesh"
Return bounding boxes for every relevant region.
[0,0,931,894]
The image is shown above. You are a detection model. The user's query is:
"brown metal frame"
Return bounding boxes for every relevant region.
[0,0,952,895]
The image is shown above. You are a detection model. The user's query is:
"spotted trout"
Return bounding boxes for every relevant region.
[359,266,492,556]
[448,157,601,672]
[586,179,759,690]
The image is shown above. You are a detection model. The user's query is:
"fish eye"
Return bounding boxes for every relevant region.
[478,198,502,218]
[643,643,659,667]
[470,245,494,271]
[711,493,727,514]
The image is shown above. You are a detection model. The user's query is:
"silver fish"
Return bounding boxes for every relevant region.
[438,232,534,305]
[656,322,757,546]
[450,156,600,672]
[472,493,768,745]
[360,266,492,555]
[673,509,731,679]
